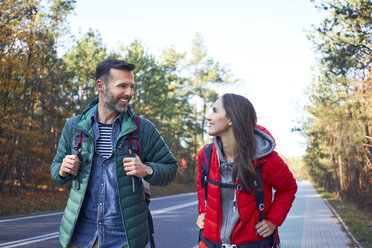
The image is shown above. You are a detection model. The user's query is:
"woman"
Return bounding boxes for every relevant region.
[196,93,297,248]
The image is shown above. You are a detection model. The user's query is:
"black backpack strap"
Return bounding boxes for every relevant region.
[205,179,237,189]
[128,115,139,157]
[253,159,265,222]
[148,209,156,248]
[201,143,213,206]
[73,130,84,190]
[272,228,281,248]
[254,159,281,248]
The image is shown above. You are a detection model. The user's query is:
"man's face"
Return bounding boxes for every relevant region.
[103,68,134,113]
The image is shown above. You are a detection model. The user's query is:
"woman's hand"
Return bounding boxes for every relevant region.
[255,219,276,238]
[196,213,206,229]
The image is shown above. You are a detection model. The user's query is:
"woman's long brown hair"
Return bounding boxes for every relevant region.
[221,93,257,193]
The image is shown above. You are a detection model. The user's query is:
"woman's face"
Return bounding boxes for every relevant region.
[207,98,231,136]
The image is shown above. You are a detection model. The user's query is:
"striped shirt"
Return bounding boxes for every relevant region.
[97,122,113,158]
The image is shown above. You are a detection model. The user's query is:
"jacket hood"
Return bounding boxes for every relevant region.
[254,124,275,159]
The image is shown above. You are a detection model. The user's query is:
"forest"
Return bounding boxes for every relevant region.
[1,0,371,211]
[303,0,371,210]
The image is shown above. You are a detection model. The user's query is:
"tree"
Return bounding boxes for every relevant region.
[115,41,197,181]
[304,0,371,210]
[62,29,108,115]
[186,33,232,179]
[0,0,75,192]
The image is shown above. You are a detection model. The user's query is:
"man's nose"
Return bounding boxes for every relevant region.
[124,87,134,95]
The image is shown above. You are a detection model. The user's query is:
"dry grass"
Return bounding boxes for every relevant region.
[0,189,69,218]
[150,181,196,198]
[0,182,196,218]
[315,186,372,248]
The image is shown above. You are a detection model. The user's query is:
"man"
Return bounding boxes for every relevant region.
[51,59,178,248]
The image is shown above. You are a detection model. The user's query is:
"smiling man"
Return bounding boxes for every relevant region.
[51,59,178,248]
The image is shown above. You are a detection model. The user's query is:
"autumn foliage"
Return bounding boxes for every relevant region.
[0,0,231,193]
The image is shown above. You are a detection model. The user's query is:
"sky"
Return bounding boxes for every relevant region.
[65,0,326,157]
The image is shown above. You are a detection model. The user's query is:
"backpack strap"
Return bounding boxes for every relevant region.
[201,143,213,206]
[73,130,84,190]
[201,143,242,206]
[128,115,139,156]
[253,159,266,222]
[201,144,266,219]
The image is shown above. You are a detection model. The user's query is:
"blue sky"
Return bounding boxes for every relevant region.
[66,0,326,157]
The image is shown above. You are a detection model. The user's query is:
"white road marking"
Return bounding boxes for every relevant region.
[0,232,59,248]
[151,201,198,215]
[0,197,198,247]
[0,212,62,223]
[151,192,196,201]
[0,193,197,223]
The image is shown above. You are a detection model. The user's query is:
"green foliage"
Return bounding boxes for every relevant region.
[304,0,371,210]
[0,1,234,190]
[185,33,233,180]
[309,0,371,76]
[62,29,108,114]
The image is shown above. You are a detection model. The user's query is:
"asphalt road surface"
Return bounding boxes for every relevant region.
[0,180,358,248]
[0,193,199,248]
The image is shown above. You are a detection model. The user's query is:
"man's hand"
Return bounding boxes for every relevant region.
[255,219,276,238]
[59,155,81,177]
[123,155,147,177]
[196,213,206,229]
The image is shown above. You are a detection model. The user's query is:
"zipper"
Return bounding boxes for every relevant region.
[114,147,131,248]
[68,125,94,245]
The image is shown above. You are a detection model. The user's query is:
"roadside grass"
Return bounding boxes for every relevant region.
[285,156,371,247]
[0,189,69,218]
[0,181,196,218]
[314,185,372,248]
[147,181,196,198]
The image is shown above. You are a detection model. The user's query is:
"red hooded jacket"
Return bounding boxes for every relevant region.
[197,125,297,245]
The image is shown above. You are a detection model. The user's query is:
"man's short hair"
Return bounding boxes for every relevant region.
[95,59,136,84]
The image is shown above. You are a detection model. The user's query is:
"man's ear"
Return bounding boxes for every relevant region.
[97,80,104,93]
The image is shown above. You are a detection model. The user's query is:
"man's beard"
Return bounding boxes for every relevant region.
[103,88,129,113]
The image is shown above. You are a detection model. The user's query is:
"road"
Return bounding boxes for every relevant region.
[0,193,199,248]
[0,180,359,248]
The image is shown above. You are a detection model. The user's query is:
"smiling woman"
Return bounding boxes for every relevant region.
[197,93,297,248]
[206,99,231,138]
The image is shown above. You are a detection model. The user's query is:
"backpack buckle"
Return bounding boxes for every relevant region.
[222,244,237,248]
[258,203,265,211]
